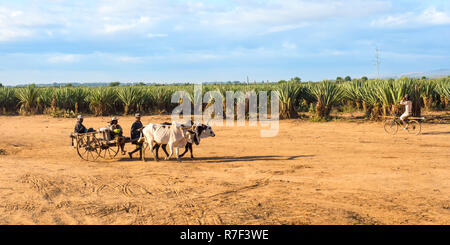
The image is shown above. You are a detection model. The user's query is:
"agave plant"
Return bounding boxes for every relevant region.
[373,79,395,116]
[180,85,201,115]
[37,87,55,113]
[15,85,40,114]
[0,88,7,113]
[213,85,229,118]
[275,82,301,119]
[139,87,155,113]
[369,78,420,117]
[71,87,89,113]
[147,87,174,114]
[53,87,87,113]
[420,80,437,111]
[86,87,117,116]
[0,87,18,114]
[203,88,225,119]
[357,81,381,119]
[117,86,143,115]
[3,78,447,118]
[434,78,450,109]
[391,78,421,116]
[343,80,365,110]
[310,81,344,119]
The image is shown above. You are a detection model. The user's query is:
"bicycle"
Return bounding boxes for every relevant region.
[383,117,423,135]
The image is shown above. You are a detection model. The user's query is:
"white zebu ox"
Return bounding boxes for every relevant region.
[155,122,216,159]
[141,122,196,162]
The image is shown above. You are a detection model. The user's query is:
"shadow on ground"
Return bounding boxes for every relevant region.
[118,155,315,163]
[421,131,450,135]
[195,155,315,163]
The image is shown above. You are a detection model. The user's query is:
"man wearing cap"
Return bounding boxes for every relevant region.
[107,117,126,155]
[74,115,94,134]
[128,113,144,160]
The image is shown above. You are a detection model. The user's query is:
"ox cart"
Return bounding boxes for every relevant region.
[70,128,132,161]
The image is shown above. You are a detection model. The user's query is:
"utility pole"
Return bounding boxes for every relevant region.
[246,76,249,85]
[375,46,381,79]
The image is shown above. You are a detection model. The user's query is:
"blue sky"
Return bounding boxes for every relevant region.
[0,0,449,85]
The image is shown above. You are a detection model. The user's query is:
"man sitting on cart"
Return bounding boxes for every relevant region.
[107,117,127,155]
[74,115,94,134]
[128,113,144,160]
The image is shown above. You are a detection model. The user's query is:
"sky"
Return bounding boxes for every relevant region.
[0,0,449,85]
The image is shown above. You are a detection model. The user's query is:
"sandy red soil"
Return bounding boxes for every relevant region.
[0,115,448,224]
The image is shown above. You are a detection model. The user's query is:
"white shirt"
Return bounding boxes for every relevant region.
[400,100,412,114]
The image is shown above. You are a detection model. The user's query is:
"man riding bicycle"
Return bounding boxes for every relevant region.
[399,94,412,127]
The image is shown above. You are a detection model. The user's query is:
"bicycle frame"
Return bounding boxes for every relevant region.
[393,118,408,129]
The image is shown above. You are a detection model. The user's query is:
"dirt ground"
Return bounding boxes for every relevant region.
[0,115,449,225]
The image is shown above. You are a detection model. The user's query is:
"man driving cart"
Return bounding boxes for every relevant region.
[128,113,144,160]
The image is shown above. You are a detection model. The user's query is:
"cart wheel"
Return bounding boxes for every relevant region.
[77,135,100,161]
[99,143,120,160]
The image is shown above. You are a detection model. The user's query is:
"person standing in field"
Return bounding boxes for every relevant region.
[128,113,144,160]
[400,94,412,126]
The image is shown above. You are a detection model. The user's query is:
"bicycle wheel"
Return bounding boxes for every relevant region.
[406,120,421,135]
[384,119,398,135]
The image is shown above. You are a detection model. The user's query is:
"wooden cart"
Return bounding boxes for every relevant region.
[70,129,131,161]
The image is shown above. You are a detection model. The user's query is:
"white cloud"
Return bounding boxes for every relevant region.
[197,0,391,34]
[265,23,309,34]
[0,7,39,41]
[47,54,83,63]
[103,16,151,33]
[103,24,135,33]
[0,28,33,42]
[147,33,168,38]
[422,7,450,25]
[282,41,297,50]
[0,0,394,42]
[10,11,23,17]
[114,56,144,63]
[371,7,450,28]
[382,51,450,60]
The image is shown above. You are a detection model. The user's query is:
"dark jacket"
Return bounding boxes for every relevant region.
[131,121,143,142]
[74,121,87,133]
[107,124,123,140]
